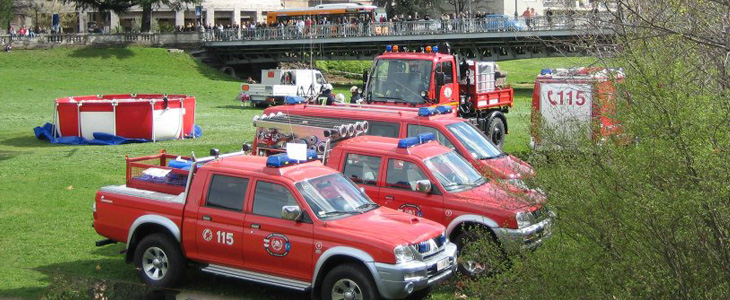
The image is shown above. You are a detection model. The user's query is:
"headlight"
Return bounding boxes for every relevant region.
[394,244,416,264]
[516,211,535,228]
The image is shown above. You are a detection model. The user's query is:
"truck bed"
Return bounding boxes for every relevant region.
[94,184,186,245]
[100,185,186,204]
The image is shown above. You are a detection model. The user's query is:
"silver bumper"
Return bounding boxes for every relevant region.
[493,213,555,251]
[370,242,457,299]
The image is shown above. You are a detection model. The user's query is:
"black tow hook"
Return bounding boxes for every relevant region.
[95,239,116,247]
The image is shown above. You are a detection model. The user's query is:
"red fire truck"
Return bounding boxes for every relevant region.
[263,103,535,190]
[92,148,456,300]
[251,113,555,276]
[362,44,514,148]
[530,67,625,149]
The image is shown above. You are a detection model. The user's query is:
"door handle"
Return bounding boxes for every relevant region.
[384,195,394,200]
[202,215,212,221]
[251,224,260,229]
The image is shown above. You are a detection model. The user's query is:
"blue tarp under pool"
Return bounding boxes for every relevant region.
[33,123,203,145]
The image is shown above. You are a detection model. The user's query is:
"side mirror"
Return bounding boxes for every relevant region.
[281,206,303,221]
[435,72,445,86]
[362,70,369,84]
[413,180,432,193]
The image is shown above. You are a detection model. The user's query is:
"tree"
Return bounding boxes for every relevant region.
[64,0,197,32]
[374,0,441,19]
[0,0,12,30]
[456,0,730,299]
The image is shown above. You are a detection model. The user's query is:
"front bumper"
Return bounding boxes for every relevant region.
[493,212,555,251]
[370,242,457,299]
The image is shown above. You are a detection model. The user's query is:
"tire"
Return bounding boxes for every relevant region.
[454,230,506,277]
[487,117,506,149]
[321,263,381,300]
[404,286,434,300]
[133,233,185,288]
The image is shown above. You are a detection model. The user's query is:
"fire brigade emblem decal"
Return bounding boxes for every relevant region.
[263,233,291,257]
[398,204,423,217]
[444,87,453,98]
[202,229,213,242]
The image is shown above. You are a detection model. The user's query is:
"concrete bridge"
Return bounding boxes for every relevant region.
[202,15,615,66]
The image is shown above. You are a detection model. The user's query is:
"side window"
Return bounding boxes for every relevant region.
[385,159,429,191]
[206,175,249,211]
[442,61,454,84]
[367,121,400,138]
[343,153,381,186]
[252,181,299,219]
[316,73,326,84]
[407,124,456,150]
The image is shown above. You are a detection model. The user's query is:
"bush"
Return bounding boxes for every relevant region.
[456,1,730,299]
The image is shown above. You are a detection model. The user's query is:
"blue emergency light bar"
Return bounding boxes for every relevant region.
[418,107,437,116]
[386,45,393,52]
[398,133,436,148]
[266,150,318,168]
[540,69,552,75]
[285,96,305,105]
[418,105,453,117]
[435,105,452,114]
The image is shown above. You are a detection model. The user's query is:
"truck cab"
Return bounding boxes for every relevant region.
[324,134,554,276]
[362,45,514,148]
[92,149,456,300]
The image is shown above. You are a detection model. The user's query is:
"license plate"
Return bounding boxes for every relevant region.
[436,258,449,272]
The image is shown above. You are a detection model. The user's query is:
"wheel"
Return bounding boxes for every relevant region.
[454,230,506,277]
[487,118,506,149]
[134,233,185,287]
[404,286,433,300]
[321,263,381,300]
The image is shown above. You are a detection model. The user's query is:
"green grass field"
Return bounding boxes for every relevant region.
[0,48,585,299]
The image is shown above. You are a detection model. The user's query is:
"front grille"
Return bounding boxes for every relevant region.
[417,234,447,259]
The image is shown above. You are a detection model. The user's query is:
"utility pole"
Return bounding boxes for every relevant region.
[514,0,518,19]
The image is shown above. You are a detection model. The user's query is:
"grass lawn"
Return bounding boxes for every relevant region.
[0,48,582,299]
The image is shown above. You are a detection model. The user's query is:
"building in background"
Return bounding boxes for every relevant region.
[9,0,280,33]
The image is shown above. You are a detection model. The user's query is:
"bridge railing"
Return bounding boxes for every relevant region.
[203,14,613,42]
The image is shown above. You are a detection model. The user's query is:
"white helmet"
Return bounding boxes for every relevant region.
[350,86,359,93]
[335,93,346,103]
[324,83,333,91]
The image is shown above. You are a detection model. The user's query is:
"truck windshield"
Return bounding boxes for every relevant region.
[424,151,486,192]
[367,59,433,104]
[447,121,504,159]
[296,173,379,220]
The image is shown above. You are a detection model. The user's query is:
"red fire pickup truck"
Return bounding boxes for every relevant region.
[251,113,554,276]
[92,149,457,300]
[264,103,535,192]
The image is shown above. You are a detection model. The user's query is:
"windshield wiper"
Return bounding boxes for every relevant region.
[356,203,380,211]
[481,152,507,160]
[374,96,411,103]
[319,210,362,217]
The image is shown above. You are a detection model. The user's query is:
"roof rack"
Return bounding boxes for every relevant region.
[253,113,368,159]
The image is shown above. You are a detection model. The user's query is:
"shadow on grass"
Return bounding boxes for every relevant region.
[190,58,242,83]
[215,105,263,111]
[1,135,52,148]
[0,258,306,300]
[513,87,534,99]
[70,47,136,60]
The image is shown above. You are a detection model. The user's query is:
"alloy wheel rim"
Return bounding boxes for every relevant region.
[331,278,363,300]
[142,246,169,280]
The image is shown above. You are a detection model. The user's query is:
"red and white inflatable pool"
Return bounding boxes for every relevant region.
[53,94,196,141]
